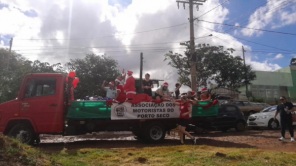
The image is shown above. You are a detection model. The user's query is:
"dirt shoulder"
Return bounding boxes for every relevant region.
[37,129,296,153]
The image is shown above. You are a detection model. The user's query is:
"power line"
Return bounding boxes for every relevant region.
[223,0,292,34]
[15,23,188,41]
[197,19,296,36]
[197,23,296,54]
[12,41,185,49]
[196,0,229,19]
[233,36,295,53]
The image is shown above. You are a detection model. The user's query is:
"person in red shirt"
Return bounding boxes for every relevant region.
[176,95,197,145]
[123,70,136,100]
[200,87,211,101]
[115,78,126,103]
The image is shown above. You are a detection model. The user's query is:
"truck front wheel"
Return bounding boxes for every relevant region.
[7,123,36,145]
[143,123,166,143]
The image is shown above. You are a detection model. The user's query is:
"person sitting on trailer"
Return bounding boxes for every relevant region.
[155,82,171,100]
[200,87,211,101]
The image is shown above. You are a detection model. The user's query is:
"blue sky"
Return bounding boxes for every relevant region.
[222,0,296,67]
[0,0,296,87]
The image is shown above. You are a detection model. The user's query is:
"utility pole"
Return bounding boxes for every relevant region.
[176,0,206,91]
[9,38,13,53]
[242,46,248,98]
[139,52,143,93]
[7,37,13,70]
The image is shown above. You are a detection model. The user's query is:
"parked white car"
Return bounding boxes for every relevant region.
[247,105,296,129]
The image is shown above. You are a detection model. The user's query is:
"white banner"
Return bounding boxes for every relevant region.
[111,102,180,120]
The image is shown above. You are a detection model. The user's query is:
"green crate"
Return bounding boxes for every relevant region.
[197,101,212,106]
[66,101,110,119]
[70,101,106,107]
[192,105,219,117]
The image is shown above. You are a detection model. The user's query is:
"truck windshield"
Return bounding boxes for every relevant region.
[24,78,56,98]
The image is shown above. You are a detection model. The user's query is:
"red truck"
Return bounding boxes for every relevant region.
[0,73,219,145]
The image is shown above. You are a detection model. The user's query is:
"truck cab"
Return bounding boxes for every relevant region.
[0,73,66,144]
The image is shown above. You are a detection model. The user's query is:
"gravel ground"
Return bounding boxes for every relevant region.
[37,129,296,153]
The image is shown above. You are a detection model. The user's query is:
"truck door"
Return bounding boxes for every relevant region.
[216,105,237,127]
[20,77,64,133]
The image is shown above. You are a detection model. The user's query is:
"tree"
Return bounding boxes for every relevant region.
[66,54,119,99]
[0,49,65,103]
[164,45,256,90]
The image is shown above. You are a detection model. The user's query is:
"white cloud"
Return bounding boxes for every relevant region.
[0,0,284,89]
[242,0,296,36]
[274,53,284,59]
[250,60,281,71]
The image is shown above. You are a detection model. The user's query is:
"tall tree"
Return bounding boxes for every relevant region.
[0,49,65,103]
[66,54,119,99]
[0,49,32,102]
[164,45,256,90]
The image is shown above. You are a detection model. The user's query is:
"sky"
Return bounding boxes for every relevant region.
[1,0,296,91]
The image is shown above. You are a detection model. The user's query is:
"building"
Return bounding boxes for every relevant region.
[239,58,296,103]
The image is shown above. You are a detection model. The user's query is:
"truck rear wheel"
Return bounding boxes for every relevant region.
[7,123,36,145]
[143,123,166,143]
[235,121,246,132]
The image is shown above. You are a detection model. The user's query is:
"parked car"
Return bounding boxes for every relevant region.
[215,95,232,105]
[247,105,296,129]
[188,104,246,132]
[229,100,269,116]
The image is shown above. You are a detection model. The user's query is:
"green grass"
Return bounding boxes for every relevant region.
[50,145,296,166]
[0,135,51,166]
[1,134,296,166]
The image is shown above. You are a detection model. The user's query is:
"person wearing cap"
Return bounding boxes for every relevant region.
[142,73,153,96]
[101,80,117,99]
[155,82,171,100]
[200,87,211,101]
[175,95,197,145]
[123,70,136,100]
[115,78,126,103]
[274,96,295,142]
[186,91,197,101]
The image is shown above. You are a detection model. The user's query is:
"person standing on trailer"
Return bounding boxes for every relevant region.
[142,73,153,97]
[124,70,136,100]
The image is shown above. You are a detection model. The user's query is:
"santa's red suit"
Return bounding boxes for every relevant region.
[124,71,136,99]
[116,84,126,103]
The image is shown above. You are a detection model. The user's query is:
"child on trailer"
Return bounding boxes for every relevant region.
[200,87,211,101]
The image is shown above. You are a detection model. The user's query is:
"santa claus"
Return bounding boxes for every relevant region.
[123,70,136,100]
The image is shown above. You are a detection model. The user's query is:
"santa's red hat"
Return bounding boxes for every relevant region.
[163,82,169,87]
[109,81,115,86]
[201,87,208,93]
[115,78,121,83]
[127,70,133,75]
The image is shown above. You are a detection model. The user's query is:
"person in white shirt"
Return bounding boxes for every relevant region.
[101,80,117,99]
